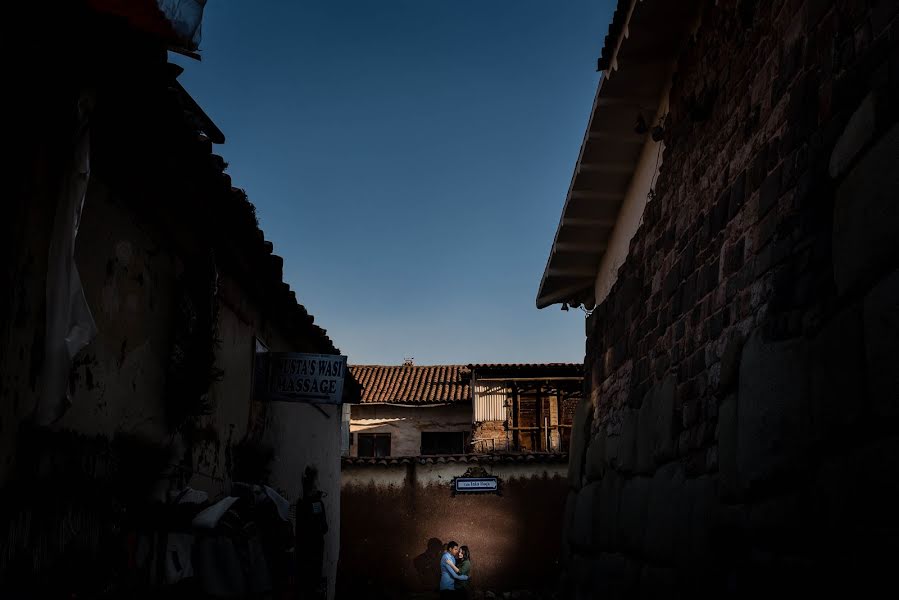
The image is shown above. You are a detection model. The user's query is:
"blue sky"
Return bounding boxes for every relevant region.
[173,1,614,365]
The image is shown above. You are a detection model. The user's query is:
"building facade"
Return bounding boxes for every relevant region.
[338,362,582,595]
[1,4,357,598]
[469,363,583,454]
[346,364,472,457]
[538,0,898,597]
[345,363,583,457]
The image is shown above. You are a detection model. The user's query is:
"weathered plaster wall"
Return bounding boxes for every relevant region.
[61,178,177,444]
[348,404,471,457]
[564,1,899,598]
[2,20,350,597]
[339,460,568,596]
[194,277,346,597]
[594,88,670,306]
[1,142,59,485]
[1,110,346,600]
[266,402,343,594]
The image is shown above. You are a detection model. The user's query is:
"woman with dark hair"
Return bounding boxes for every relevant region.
[455,545,472,597]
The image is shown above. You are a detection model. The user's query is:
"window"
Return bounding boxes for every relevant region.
[357,433,390,457]
[420,432,467,455]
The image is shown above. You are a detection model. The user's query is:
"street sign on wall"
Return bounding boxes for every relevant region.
[453,477,500,494]
[255,352,347,404]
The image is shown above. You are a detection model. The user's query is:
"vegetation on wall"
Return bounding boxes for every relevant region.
[165,250,224,430]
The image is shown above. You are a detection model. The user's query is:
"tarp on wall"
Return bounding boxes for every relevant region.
[35,93,98,425]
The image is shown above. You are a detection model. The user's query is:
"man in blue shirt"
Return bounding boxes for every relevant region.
[439,540,468,597]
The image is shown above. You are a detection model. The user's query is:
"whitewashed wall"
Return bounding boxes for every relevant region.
[348,404,471,457]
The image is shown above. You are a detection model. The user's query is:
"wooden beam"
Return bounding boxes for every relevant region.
[587,130,643,143]
[536,384,543,452]
[474,377,584,382]
[512,384,519,452]
[546,266,596,278]
[561,217,617,227]
[569,189,624,201]
[553,242,607,254]
[578,162,633,175]
[596,96,658,108]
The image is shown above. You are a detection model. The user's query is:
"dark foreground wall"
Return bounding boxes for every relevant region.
[339,457,569,596]
[565,0,899,598]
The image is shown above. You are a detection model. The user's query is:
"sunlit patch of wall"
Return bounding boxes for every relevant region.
[339,459,568,596]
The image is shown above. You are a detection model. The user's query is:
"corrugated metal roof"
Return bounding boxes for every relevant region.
[349,365,471,405]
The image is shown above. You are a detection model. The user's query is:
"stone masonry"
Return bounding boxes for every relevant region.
[564,1,899,598]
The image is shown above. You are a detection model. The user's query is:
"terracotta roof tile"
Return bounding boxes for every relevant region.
[596,1,630,71]
[342,453,569,466]
[349,365,471,405]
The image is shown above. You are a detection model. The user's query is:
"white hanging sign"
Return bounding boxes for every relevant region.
[256,353,347,404]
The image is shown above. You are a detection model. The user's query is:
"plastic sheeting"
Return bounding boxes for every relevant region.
[157,0,206,50]
[192,497,239,529]
[35,93,98,426]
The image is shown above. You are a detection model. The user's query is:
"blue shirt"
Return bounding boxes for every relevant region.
[439,551,468,590]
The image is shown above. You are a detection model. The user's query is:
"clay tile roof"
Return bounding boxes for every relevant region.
[342,453,569,467]
[349,365,471,405]
[596,0,631,72]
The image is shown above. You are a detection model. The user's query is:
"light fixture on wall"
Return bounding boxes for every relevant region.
[562,301,595,318]
[633,113,648,135]
[651,124,665,142]
[651,113,668,142]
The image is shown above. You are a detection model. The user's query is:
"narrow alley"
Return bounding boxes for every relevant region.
[1,1,897,599]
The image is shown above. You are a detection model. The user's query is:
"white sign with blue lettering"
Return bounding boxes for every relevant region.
[453,477,499,492]
[256,353,347,404]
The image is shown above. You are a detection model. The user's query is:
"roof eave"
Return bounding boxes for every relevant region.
[536,0,702,309]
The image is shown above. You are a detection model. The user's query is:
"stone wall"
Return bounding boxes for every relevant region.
[565,0,899,597]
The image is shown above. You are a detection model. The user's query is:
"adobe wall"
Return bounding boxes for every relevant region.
[339,459,568,596]
[565,1,898,598]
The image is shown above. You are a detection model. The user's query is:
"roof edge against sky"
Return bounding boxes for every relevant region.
[536,0,702,309]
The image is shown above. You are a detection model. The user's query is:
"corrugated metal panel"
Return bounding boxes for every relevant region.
[473,380,507,422]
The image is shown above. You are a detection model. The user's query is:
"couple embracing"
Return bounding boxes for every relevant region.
[439,540,472,598]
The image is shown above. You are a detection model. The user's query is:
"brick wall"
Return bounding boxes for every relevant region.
[472,396,580,454]
[565,0,899,597]
[471,420,510,453]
